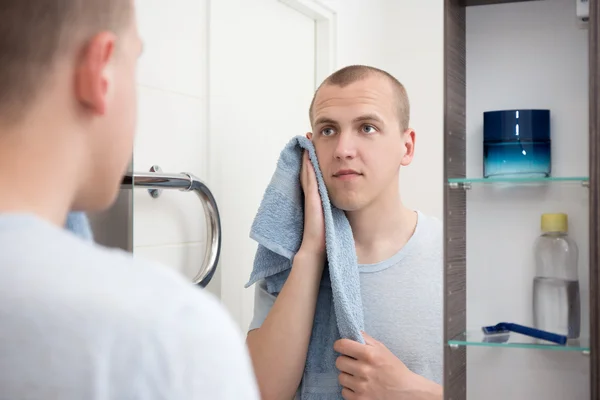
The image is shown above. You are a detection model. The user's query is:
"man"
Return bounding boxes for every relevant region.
[246,65,443,400]
[0,1,259,399]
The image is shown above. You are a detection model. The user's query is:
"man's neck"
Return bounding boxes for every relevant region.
[0,125,79,227]
[346,186,418,265]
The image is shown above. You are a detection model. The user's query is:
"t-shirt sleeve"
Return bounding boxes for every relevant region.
[248,279,277,332]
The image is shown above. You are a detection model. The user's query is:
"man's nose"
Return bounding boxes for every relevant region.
[333,133,357,160]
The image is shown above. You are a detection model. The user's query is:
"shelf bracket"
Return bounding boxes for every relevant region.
[448,182,472,190]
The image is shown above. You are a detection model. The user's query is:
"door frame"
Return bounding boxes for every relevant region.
[279,0,337,88]
[588,0,599,397]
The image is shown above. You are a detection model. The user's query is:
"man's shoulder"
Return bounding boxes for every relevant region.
[53,240,232,334]
[396,211,443,274]
[415,211,443,245]
[0,215,261,398]
[0,214,234,343]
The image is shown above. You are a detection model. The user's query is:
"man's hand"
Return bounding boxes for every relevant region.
[334,332,442,400]
[299,150,326,257]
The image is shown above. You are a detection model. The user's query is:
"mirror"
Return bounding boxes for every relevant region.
[130,0,446,398]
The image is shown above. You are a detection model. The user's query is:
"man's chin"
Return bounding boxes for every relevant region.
[330,197,363,212]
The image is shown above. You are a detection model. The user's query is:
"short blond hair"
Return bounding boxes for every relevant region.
[309,65,410,131]
[0,0,133,122]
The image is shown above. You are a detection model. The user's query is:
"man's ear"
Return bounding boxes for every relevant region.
[74,31,117,116]
[306,132,313,140]
[400,128,416,167]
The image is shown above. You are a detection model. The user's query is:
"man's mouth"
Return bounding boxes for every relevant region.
[333,169,362,179]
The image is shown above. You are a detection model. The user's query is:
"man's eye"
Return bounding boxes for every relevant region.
[362,125,376,134]
[321,128,336,136]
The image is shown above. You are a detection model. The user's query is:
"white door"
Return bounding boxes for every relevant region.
[209,0,320,330]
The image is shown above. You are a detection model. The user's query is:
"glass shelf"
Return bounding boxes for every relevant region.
[448,331,590,352]
[447,176,588,187]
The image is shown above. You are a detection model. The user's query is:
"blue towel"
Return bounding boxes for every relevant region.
[64,212,94,242]
[245,135,364,399]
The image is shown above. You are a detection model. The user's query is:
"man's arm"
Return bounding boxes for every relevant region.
[246,151,326,400]
[246,250,324,400]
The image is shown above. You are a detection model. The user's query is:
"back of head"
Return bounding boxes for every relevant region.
[0,0,132,122]
[0,0,140,213]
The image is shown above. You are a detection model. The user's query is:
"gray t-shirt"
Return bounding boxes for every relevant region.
[0,213,260,400]
[249,210,443,385]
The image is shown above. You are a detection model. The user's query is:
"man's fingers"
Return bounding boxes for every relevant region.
[361,331,379,346]
[302,151,308,174]
[301,151,310,188]
[335,355,362,376]
[305,152,316,177]
[334,338,365,360]
[341,387,357,400]
[302,151,320,194]
[338,372,357,392]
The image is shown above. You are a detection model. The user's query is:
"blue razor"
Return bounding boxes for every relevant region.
[482,322,567,345]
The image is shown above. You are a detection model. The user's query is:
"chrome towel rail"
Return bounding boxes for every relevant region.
[121,167,221,288]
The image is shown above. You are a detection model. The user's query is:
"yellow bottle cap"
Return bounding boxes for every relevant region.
[541,213,568,233]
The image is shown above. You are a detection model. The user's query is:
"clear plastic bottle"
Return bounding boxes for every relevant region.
[532,213,580,339]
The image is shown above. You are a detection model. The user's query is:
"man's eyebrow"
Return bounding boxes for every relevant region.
[352,114,384,124]
[314,117,338,126]
[314,114,385,126]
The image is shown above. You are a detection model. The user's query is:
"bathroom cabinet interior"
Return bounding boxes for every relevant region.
[443,0,599,398]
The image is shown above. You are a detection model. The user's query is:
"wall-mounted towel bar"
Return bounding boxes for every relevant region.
[121,167,221,288]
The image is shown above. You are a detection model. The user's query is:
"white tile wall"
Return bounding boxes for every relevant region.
[133,86,207,247]
[135,242,221,297]
[133,0,214,295]
[136,0,208,96]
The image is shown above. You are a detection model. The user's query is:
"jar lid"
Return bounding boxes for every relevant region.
[484,109,550,142]
[541,213,568,233]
